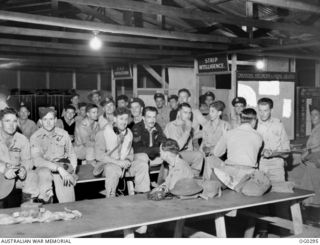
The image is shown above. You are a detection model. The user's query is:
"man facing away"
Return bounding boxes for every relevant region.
[30,108,77,203]
[95,107,150,198]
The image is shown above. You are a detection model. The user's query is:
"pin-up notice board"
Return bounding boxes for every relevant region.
[237,72,296,140]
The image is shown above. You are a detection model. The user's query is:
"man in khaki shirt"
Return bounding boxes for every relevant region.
[154,92,170,130]
[74,104,99,164]
[257,98,290,183]
[18,105,38,139]
[164,103,204,176]
[31,108,77,203]
[0,108,38,206]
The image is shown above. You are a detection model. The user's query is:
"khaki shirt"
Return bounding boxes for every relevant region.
[95,125,133,162]
[307,124,320,153]
[230,115,241,129]
[0,132,33,173]
[156,105,171,130]
[201,119,230,151]
[98,115,114,130]
[164,119,193,151]
[165,157,194,190]
[214,124,263,168]
[74,118,99,148]
[30,127,77,170]
[19,119,38,139]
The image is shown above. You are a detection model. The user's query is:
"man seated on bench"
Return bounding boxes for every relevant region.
[204,108,271,197]
[132,106,166,168]
[30,107,77,203]
[74,103,99,166]
[94,107,150,198]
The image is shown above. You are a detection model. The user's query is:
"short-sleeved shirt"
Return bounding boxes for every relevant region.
[164,119,193,151]
[156,105,171,130]
[18,119,38,139]
[307,124,320,153]
[74,118,99,148]
[214,124,263,168]
[0,132,33,172]
[30,127,77,170]
[95,124,133,162]
[201,119,230,151]
[165,157,194,190]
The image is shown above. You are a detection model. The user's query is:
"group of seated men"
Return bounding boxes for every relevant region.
[0,86,318,210]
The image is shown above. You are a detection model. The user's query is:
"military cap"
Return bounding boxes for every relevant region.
[129,97,145,108]
[39,107,57,119]
[232,97,247,107]
[168,94,178,102]
[170,178,203,196]
[87,90,102,101]
[154,92,165,101]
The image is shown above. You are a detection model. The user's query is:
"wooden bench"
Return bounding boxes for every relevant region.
[0,189,314,238]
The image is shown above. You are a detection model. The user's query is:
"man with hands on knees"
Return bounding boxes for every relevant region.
[30,107,77,203]
[94,107,150,198]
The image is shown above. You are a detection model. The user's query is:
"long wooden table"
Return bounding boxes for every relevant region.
[0,189,314,238]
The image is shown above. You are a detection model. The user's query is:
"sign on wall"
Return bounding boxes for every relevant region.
[112,64,132,80]
[198,54,229,73]
[237,72,296,81]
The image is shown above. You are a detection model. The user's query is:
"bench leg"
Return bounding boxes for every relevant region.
[290,201,303,235]
[124,229,134,238]
[244,217,256,238]
[215,214,227,238]
[174,219,185,237]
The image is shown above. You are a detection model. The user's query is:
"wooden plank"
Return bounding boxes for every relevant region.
[0,10,235,43]
[249,0,320,14]
[214,213,227,238]
[58,0,320,35]
[142,65,168,86]
[0,26,227,50]
[290,201,303,235]
[0,189,314,238]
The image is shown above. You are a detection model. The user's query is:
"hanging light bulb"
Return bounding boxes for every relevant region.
[89,32,102,50]
[256,60,265,70]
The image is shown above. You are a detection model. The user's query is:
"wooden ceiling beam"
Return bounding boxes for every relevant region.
[0,26,228,50]
[58,0,320,35]
[0,38,194,56]
[248,0,320,14]
[0,10,236,43]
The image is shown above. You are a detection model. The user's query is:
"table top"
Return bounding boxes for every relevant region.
[0,189,314,238]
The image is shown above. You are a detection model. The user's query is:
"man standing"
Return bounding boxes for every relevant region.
[0,108,38,207]
[230,97,247,129]
[132,106,166,167]
[18,105,38,139]
[128,97,145,129]
[168,95,179,122]
[257,97,290,184]
[164,103,204,176]
[154,92,170,130]
[74,104,99,165]
[94,107,150,198]
[30,108,77,203]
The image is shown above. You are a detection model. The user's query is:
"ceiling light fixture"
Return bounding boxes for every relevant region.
[256,60,265,70]
[89,32,102,51]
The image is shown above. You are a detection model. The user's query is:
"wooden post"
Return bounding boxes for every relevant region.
[123,229,134,238]
[97,72,101,90]
[72,71,76,89]
[161,66,166,89]
[229,54,237,119]
[111,68,116,99]
[142,76,147,88]
[194,59,200,108]
[17,70,21,90]
[315,61,320,88]
[290,201,303,235]
[133,64,138,97]
[46,71,50,89]
[214,213,227,238]
[174,219,185,237]
[121,80,125,95]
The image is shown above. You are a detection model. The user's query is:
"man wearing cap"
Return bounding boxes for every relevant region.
[257,97,290,184]
[98,100,115,129]
[230,97,247,129]
[74,104,100,165]
[116,95,129,108]
[128,97,145,129]
[154,92,170,130]
[168,95,179,122]
[95,107,150,198]
[30,107,77,203]
[18,104,38,139]
[0,108,38,207]
[204,108,270,197]
[87,90,103,116]
[164,103,204,176]
[37,106,64,129]
[132,106,166,167]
